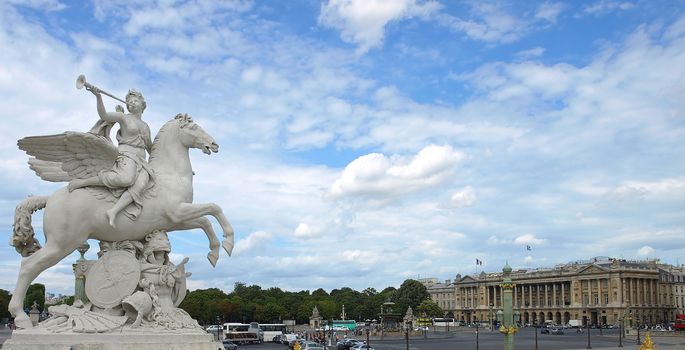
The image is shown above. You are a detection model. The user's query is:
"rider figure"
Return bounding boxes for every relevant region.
[68,86,153,228]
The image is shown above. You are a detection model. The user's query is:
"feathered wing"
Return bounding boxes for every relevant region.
[18,132,119,182]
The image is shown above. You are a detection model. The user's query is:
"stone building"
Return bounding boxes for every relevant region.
[425,257,682,327]
[662,265,685,315]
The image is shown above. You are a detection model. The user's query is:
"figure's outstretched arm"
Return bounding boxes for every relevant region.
[92,87,124,124]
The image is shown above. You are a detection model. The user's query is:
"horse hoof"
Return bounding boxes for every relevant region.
[207,251,219,267]
[222,240,233,256]
[14,314,33,329]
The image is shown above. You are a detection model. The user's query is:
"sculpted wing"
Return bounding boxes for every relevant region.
[18,132,119,182]
[28,159,70,182]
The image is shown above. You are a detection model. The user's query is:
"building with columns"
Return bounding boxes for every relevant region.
[425,257,683,327]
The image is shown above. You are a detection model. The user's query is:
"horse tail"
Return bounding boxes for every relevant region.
[11,195,48,257]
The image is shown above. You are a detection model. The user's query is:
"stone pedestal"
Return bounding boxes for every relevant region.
[2,329,222,350]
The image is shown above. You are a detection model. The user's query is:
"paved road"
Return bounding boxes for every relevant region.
[222,328,685,350]
[3,327,685,349]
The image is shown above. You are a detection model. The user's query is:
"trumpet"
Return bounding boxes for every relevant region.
[76,74,126,104]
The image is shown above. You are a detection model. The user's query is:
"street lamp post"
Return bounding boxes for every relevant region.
[404,323,410,350]
[534,323,538,350]
[586,321,592,349]
[475,322,479,350]
[216,316,221,342]
[498,262,518,350]
[637,319,641,345]
[365,319,370,347]
[618,317,623,348]
[489,304,494,331]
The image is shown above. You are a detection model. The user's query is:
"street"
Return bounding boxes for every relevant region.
[3,327,685,349]
[222,327,685,350]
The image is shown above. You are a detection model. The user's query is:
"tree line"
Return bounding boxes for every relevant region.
[0,280,446,325]
[179,279,446,325]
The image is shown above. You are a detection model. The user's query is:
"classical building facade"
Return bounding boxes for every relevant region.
[425,257,683,327]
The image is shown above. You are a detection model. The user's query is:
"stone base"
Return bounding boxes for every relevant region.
[2,328,223,350]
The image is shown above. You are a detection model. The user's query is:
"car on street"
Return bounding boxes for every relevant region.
[221,339,238,350]
[207,325,222,332]
[336,339,362,350]
[550,328,564,335]
[540,327,550,334]
[301,341,325,350]
[274,334,299,344]
[350,344,374,350]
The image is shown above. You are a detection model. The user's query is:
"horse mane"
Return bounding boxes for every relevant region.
[149,113,194,160]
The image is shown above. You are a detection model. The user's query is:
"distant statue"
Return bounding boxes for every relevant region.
[7,75,235,329]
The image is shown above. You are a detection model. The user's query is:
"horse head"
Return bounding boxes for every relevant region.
[174,113,219,155]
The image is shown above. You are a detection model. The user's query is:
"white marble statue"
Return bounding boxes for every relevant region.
[7,75,234,331]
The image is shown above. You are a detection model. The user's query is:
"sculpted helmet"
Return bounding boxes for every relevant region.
[141,230,170,264]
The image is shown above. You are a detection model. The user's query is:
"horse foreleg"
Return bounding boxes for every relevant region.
[169,217,221,267]
[9,242,76,328]
[167,202,234,256]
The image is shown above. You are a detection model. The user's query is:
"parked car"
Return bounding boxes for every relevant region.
[301,341,325,350]
[221,339,238,350]
[540,328,550,334]
[550,328,564,335]
[206,325,221,332]
[337,339,363,350]
[350,344,375,350]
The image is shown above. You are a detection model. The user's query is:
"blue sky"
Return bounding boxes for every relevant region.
[1,0,684,296]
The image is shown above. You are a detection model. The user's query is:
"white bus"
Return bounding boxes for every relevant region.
[258,323,287,342]
[223,322,263,344]
[433,318,457,327]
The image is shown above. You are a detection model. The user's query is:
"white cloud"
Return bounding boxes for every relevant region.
[516,46,546,59]
[340,250,380,265]
[293,223,322,239]
[513,234,546,246]
[5,0,65,11]
[486,235,505,245]
[233,231,272,255]
[535,2,564,23]
[328,144,466,199]
[450,186,477,208]
[318,0,440,54]
[583,1,635,15]
[435,3,528,44]
[609,178,685,201]
[637,246,655,256]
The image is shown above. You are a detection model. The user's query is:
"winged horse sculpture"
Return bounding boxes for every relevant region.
[9,113,234,329]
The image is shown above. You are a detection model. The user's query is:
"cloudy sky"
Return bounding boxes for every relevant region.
[1,0,684,296]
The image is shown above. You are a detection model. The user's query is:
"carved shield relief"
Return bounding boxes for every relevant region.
[85,250,141,309]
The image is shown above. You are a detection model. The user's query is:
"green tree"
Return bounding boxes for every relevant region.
[178,288,228,324]
[316,300,338,320]
[395,279,429,313]
[24,283,45,312]
[311,288,328,298]
[416,299,443,318]
[0,289,10,319]
[362,287,377,296]
[296,301,316,324]
[258,302,286,323]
